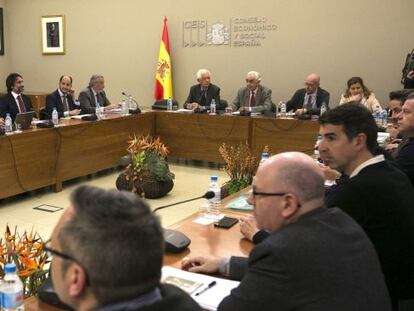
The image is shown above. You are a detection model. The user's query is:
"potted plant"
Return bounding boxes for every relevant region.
[0,225,49,297]
[219,142,268,198]
[116,135,175,199]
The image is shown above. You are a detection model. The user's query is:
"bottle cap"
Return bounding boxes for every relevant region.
[210,175,218,182]
[5,263,16,273]
[261,153,269,159]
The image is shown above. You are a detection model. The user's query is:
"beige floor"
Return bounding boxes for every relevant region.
[0,162,228,240]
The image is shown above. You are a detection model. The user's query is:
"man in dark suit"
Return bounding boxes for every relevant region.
[45,75,80,118]
[78,74,120,114]
[182,152,391,311]
[0,73,34,121]
[319,103,414,309]
[394,92,414,186]
[230,71,272,114]
[285,73,330,115]
[48,186,201,311]
[184,69,221,111]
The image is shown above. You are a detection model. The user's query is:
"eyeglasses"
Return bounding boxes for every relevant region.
[246,79,256,83]
[251,188,302,207]
[252,190,287,197]
[44,240,90,285]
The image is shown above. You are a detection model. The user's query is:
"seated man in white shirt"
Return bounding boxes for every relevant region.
[78,74,120,114]
[0,73,34,121]
[228,71,272,114]
[45,75,80,118]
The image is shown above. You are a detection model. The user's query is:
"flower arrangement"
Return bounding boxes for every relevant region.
[219,142,269,195]
[116,135,175,198]
[0,225,48,297]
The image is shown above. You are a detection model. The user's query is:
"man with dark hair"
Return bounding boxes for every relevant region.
[394,92,414,185]
[45,75,80,118]
[319,103,414,309]
[182,152,391,311]
[0,73,34,121]
[48,186,201,311]
[78,75,120,114]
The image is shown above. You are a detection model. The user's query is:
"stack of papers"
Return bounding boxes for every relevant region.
[162,266,239,311]
[225,194,253,211]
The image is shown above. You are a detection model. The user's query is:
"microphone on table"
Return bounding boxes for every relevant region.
[153,191,215,253]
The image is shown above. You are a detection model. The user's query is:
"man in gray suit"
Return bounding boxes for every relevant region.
[182,152,391,311]
[229,71,272,114]
[78,75,120,114]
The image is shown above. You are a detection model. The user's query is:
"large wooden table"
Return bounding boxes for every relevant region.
[0,111,319,199]
[24,192,253,310]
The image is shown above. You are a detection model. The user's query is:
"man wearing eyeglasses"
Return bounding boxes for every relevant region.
[182,152,391,311]
[46,186,201,311]
[228,71,272,114]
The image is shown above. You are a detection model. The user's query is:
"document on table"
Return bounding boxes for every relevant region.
[70,114,93,119]
[162,266,239,311]
[225,193,253,211]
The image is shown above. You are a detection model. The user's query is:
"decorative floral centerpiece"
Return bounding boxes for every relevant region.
[116,135,175,199]
[0,225,48,297]
[219,142,268,196]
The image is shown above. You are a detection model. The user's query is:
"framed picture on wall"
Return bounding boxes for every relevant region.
[41,15,65,55]
[0,8,4,55]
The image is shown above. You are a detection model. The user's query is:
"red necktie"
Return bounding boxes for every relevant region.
[250,91,256,107]
[17,95,27,113]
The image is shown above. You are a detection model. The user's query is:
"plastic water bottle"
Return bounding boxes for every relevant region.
[381,110,388,127]
[127,95,133,111]
[52,107,59,126]
[207,176,221,217]
[95,102,101,120]
[280,101,286,118]
[210,99,216,114]
[167,97,173,111]
[260,153,269,165]
[320,102,327,116]
[4,113,12,134]
[121,99,127,115]
[0,263,24,311]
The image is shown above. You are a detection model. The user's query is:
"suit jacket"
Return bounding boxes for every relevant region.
[184,84,220,109]
[0,93,34,121]
[286,87,330,115]
[218,207,391,311]
[45,89,77,118]
[230,84,272,113]
[79,87,111,114]
[326,160,414,305]
[94,285,201,311]
[394,137,414,186]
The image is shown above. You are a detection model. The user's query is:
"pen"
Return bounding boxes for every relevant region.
[195,281,217,296]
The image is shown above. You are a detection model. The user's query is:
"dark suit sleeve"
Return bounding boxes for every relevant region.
[45,93,63,118]
[101,91,111,107]
[219,246,291,311]
[79,91,95,114]
[213,86,220,107]
[286,90,302,112]
[0,97,6,119]
[395,142,414,186]
[184,86,195,108]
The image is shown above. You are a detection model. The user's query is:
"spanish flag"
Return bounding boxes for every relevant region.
[154,17,173,100]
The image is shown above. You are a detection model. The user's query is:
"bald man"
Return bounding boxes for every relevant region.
[45,75,80,118]
[182,152,391,311]
[286,73,330,116]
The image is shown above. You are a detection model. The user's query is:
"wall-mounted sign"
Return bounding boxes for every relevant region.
[182,17,277,48]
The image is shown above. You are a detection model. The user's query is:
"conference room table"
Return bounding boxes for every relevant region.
[0,110,319,200]
[24,190,253,310]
